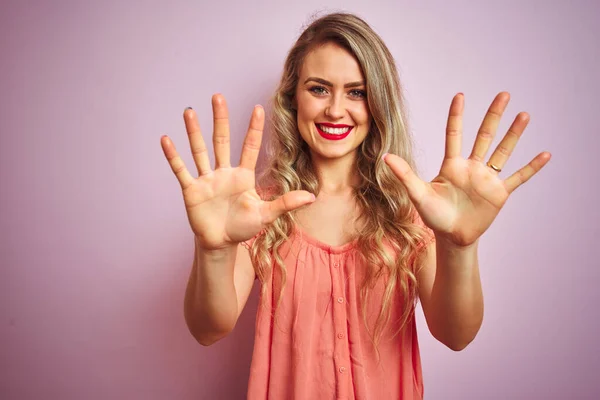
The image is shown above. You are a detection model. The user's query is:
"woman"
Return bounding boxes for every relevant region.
[160,12,550,400]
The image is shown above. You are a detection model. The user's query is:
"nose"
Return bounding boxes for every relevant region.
[325,94,344,119]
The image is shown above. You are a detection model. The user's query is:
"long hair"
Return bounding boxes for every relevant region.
[249,12,430,350]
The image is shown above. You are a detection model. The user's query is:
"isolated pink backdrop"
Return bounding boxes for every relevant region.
[1,0,598,399]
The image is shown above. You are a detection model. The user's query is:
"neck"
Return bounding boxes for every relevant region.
[310,150,359,195]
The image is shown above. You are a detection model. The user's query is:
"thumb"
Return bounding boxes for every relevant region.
[383,153,428,205]
[261,190,316,224]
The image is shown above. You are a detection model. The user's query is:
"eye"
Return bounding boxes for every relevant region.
[308,86,328,96]
[349,89,367,99]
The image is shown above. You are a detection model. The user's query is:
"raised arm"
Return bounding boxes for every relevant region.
[160,94,315,345]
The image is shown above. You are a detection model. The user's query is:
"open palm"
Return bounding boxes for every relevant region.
[384,92,551,246]
[160,94,314,250]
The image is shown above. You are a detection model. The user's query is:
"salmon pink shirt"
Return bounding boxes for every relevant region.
[243,218,434,400]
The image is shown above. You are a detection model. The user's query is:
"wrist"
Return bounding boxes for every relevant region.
[194,237,238,259]
[434,232,479,252]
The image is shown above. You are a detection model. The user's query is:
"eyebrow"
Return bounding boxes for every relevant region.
[303,77,365,88]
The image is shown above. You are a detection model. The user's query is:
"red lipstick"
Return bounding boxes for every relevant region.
[315,123,353,141]
[318,123,352,128]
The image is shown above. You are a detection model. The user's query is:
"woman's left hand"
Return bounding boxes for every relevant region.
[383,92,551,247]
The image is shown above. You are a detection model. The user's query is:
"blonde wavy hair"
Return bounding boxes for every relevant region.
[249,12,430,349]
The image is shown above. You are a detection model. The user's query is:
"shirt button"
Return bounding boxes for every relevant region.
[337,297,344,304]
[333,261,339,267]
[339,366,346,373]
[337,333,344,339]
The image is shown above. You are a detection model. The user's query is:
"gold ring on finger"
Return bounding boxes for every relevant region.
[486,162,502,173]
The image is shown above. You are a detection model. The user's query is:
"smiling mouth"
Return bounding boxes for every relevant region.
[315,124,353,141]
[316,124,353,135]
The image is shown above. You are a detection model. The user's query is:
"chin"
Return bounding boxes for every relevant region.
[311,146,357,161]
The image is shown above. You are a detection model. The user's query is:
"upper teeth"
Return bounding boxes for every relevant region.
[319,125,351,134]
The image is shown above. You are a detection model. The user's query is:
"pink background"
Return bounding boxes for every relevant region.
[1,0,598,399]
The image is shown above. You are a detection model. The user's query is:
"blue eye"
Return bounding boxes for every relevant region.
[309,86,328,95]
[349,89,366,99]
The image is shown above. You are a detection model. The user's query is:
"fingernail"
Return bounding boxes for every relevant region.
[311,193,316,201]
[382,153,388,161]
[185,106,193,111]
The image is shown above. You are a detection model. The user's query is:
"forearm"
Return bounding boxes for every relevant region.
[184,237,238,346]
[429,234,484,350]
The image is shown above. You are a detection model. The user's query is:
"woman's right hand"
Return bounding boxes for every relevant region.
[160,94,315,251]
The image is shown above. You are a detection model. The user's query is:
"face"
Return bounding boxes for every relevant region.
[294,42,371,162]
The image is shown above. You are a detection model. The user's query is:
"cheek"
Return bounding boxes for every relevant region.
[350,103,372,127]
[295,95,316,139]
[296,94,322,121]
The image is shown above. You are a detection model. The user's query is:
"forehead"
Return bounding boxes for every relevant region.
[299,42,364,83]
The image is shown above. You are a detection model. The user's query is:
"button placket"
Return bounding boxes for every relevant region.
[329,253,350,398]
